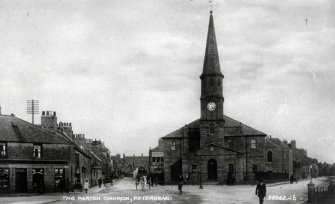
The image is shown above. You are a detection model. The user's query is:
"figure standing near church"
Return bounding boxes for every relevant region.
[83,180,89,193]
[178,174,184,195]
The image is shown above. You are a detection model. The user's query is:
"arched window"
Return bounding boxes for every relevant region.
[267,151,273,162]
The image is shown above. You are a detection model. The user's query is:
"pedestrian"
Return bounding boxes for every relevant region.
[255,178,266,204]
[83,180,89,193]
[110,178,113,187]
[185,172,190,183]
[103,178,107,187]
[98,177,102,188]
[178,174,184,195]
[59,178,65,194]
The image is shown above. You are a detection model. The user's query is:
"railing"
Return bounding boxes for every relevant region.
[307,177,335,203]
[314,184,328,201]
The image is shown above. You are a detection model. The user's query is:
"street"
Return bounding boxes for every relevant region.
[0,177,329,204]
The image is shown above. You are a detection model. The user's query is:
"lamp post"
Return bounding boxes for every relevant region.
[149,147,151,190]
[199,163,203,189]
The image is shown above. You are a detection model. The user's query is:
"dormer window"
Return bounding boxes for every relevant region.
[33,144,42,158]
[0,142,7,158]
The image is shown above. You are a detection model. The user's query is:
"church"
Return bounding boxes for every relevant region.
[150,11,293,184]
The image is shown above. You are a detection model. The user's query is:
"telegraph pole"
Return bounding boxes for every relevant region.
[27,100,39,124]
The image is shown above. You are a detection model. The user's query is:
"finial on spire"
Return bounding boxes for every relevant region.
[209,0,213,13]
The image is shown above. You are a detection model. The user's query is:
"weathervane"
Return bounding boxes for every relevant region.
[209,0,213,11]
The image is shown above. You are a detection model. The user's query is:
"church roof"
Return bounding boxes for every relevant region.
[162,115,266,139]
[0,114,69,144]
[201,11,222,76]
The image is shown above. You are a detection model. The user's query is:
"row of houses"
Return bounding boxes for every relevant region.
[111,153,149,177]
[0,111,112,194]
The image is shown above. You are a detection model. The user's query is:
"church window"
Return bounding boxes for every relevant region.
[152,157,156,162]
[251,140,256,149]
[267,151,273,162]
[156,157,160,162]
[209,124,215,134]
[161,157,164,162]
[171,141,176,150]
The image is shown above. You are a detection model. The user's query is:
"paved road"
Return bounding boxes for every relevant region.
[0,177,330,204]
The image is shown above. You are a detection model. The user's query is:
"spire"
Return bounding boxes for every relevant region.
[201,11,222,76]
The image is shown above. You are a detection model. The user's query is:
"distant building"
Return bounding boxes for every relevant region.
[264,137,293,175]
[289,140,318,179]
[72,135,111,181]
[111,153,148,176]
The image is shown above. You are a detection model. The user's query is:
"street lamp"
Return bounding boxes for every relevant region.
[149,147,151,190]
[199,163,203,189]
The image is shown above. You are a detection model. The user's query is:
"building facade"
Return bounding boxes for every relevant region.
[151,12,320,185]
[0,114,91,193]
[153,11,271,184]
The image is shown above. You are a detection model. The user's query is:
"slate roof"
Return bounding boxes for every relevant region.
[0,114,70,144]
[162,115,266,139]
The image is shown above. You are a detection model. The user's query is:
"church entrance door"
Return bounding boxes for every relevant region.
[207,159,217,181]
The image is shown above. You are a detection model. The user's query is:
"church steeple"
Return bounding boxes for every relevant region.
[200,11,224,120]
[201,11,223,77]
[199,11,225,147]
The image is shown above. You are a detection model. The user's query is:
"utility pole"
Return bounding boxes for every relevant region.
[27,100,39,124]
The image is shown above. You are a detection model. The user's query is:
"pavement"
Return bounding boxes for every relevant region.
[0,177,331,204]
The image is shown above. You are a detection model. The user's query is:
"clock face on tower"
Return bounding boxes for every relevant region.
[207,102,216,111]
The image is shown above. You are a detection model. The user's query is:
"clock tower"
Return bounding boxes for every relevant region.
[200,11,225,147]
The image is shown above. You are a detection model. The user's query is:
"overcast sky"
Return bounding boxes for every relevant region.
[0,0,334,163]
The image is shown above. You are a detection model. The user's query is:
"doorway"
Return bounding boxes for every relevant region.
[15,168,27,193]
[33,168,44,193]
[207,159,217,181]
[0,168,9,193]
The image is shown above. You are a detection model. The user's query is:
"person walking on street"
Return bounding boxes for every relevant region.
[84,180,89,193]
[98,177,102,188]
[255,178,266,204]
[178,174,184,195]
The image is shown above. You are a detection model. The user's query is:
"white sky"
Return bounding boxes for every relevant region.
[0,0,334,163]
